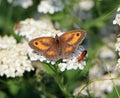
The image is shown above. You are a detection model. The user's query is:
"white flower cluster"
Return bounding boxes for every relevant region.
[0,36,16,49]
[113,7,120,25]
[73,0,94,21]
[14,18,61,40]
[7,0,33,8]
[115,37,120,70]
[73,62,120,98]
[0,36,34,78]
[73,73,120,98]
[14,18,87,71]
[78,0,94,11]
[88,63,120,98]
[38,0,64,14]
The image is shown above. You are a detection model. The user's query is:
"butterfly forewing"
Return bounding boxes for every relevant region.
[60,30,86,46]
[29,37,59,57]
[59,30,86,58]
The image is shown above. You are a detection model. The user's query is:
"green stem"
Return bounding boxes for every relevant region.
[48,63,72,97]
[96,0,102,16]
[47,63,57,74]
[54,73,72,97]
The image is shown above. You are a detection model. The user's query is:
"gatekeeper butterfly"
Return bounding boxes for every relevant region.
[29,30,86,60]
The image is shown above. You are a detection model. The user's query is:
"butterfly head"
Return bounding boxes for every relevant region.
[55,34,60,43]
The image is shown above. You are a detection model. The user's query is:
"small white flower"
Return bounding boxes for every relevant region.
[7,0,33,8]
[116,37,120,51]
[73,84,88,96]
[37,0,64,14]
[99,46,116,60]
[117,7,120,12]
[58,63,67,72]
[79,0,94,11]
[113,13,120,25]
[0,36,16,49]
[115,37,120,70]
[113,7,120,25]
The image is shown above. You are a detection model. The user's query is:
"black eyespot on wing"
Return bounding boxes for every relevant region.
[35,41,38,45]
[76,33,80,36]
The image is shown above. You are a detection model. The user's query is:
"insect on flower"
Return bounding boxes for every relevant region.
[77,50,87,62]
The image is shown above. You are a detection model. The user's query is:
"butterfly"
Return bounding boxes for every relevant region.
[29,30,86,60]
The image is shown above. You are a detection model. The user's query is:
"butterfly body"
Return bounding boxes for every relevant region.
[29,30,86,60]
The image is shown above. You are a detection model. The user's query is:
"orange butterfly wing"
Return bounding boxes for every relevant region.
[59,30,86,58]
[29,37,59,60]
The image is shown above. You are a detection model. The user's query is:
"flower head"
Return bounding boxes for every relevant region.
[0,36,34,78]
[37,0,64,14]
[113,7,120,25]
[78,0,94,11]
[73,67,120,98]
[14,18,87,71]
[115,37,120,70]
[7,0,33,8]
[0,36,16,49]
[14,18,61,40]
